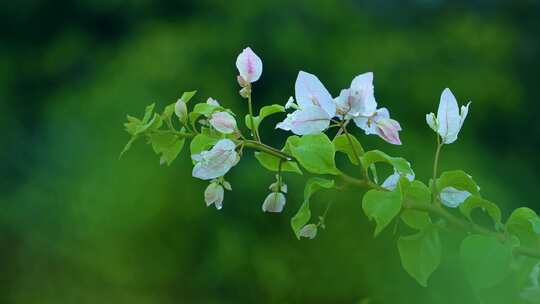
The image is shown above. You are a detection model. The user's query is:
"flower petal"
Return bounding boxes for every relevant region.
[235,47,263,83]
[209,111,237,134]
[289,106,331,135]
[376,118,402,145]
[381,169,415,191]
[440,187,471,208]
[426,112,437,132]
[437,88,461,144]
[295,71,336,117]
[350,72,377,116]
[298,224,318,239]
[204,183,224,209]
[262,192,286,213]
[192,139,239,180]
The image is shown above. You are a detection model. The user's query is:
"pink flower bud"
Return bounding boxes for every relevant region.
[209,111,237,134]
[236,47,263,83]
[375,118,402,145]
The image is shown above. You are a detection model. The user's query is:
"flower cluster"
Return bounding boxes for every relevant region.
[122,46,540,296]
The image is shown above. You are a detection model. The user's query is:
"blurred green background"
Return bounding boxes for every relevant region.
[1,0,539,303]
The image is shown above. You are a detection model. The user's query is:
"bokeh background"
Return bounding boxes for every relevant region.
[1,0,540,303]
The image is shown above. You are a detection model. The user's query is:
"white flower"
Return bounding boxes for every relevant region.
[354,108,402,145]
[192,139,240,180]
[426,88,471,144]
[207,97,220,106]
[381,169,415,191]
[174,100,187,122]
[334,72,377,119]
[209,111,237,134]
[204,182,224,210]
[439,187,471,208]
[298,224,318,239]
[236,47,263,83]
[276,71,336,135]
[262,192,286,213]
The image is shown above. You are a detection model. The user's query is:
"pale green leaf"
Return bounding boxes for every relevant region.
[179,90,197,103]
[459,196,502,228]
[245,104,285,131]
[361,150,412,175]
[333,134,363,165]
[398,227,441,287]
[436,170,480,196]
[362,187,402,236]
[506,207,540,247]
[288,134,340,175]
[254,152,302,175]
[147,131,185,166]
[460,234,513,289]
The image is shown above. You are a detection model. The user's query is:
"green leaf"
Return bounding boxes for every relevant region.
[179,90,197,103]
[291,177,334,239]
[333,134,363,165]
[401,181,432,230]
[459,196,502,228]
[397,226,441,287]
[120,104,161,157]
[506,207,540,247]
[147,131,185,166]
[436,170,480,196]
[361,150,412,175]
[254,152,302,175]
[287,134,340,175]
[531,217,540,235]
[189,133,219,158]
[192,103,221,116]
[362,187,402,236]
[245,104,285,131]
[162,103,175,121]
[460,234,513,289]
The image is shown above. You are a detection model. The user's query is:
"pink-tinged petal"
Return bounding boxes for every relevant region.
[334,89,358,119]
[289,106,331,135]
[376,118,402,145]
[353,107,389,135]
[192,139,239,180]
[209,111,237,134]
[350,72,377,116]
[275,113,294,131]
[204,182,224,210]
[236,47,263,83]
[437,88,460,144]
[295,71,336,117]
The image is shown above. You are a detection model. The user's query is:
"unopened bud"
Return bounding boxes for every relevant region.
[175,100,188,122]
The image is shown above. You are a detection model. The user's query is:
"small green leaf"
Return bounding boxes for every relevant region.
[436,170,480,196]
[179,90,197,103]
[361,150,412,175]
[333,134,363,165]
[401,181,432,230]
[362,187,402,236]
[245,104,285,131]
[147,131,185,166]
[192,103,221,116]
[124,115,142,135]
[460,234,513,289]
[506,207,540,247]
[291,177,334,239]
[459,196,502,228]
[190,133,219,158]
[288,134,340,175]
[254,152,302,175]
[120,104,161,157]
[397,226,441,287]
[162,103,176,120]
